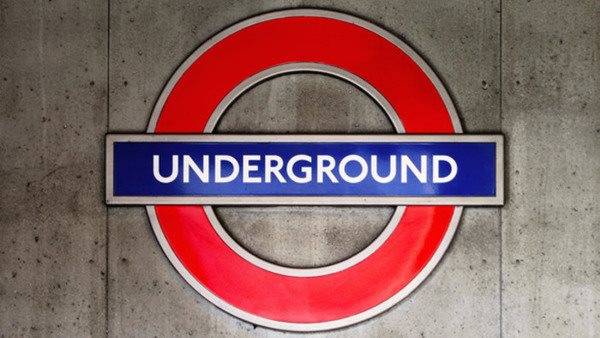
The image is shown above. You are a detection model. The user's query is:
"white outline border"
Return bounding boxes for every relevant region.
[106,134,504,206]
[137,9,475,332]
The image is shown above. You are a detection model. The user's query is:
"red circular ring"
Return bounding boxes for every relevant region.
[148,11,460,330]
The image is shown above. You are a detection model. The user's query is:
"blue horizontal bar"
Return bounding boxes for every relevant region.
[111,140,496,198]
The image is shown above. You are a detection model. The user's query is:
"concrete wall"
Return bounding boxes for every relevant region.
[0,0,598,337]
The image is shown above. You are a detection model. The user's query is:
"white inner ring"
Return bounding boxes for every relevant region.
[202,62,405,277]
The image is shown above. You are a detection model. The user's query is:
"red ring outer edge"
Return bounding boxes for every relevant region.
[149,12,460,330]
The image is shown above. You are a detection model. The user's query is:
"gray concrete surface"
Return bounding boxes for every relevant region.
[0,0,107,336]
[0,0,598,337]
[501,0,600,336]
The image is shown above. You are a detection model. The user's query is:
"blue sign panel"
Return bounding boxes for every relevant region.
[107,135,502,205]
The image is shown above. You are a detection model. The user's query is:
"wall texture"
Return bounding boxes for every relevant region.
[0,0,598,337]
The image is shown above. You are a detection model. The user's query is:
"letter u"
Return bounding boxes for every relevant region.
[153,155,179,183]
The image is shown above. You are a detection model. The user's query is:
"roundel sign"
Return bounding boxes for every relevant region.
[106,10,504,331]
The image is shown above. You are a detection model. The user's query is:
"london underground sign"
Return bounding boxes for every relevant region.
[106,10,503,331]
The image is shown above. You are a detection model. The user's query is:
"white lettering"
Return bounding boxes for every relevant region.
[265,155,286,183]
[371,155,396,183]
[215,155,239,183]
[242,155,261,183]
[287,155,312,183]
[339,155,368,183]
[433,155,457,183]
[316,155,339,183]
[183,155,209,183]
[401,155,427,183]
[153,155,178,183]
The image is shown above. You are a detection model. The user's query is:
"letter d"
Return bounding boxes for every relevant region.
[433,155,457,183]
[215,155,240,183]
